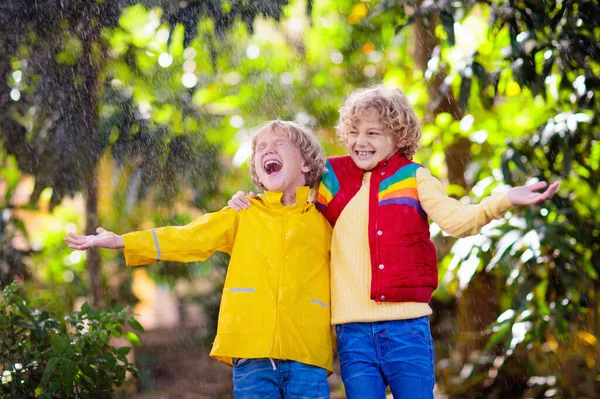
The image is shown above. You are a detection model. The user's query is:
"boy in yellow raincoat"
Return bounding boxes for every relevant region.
[65,120,333,399]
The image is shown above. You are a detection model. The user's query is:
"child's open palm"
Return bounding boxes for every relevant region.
[64,227,124,250]
[508,181,559,206]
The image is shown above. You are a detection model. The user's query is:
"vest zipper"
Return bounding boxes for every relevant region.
[372,168,382,304]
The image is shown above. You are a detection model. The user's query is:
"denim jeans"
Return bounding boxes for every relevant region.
[232,358,330,399]
[335,317,435,399]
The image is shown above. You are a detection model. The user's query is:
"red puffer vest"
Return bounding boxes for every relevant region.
[316,152,437,303]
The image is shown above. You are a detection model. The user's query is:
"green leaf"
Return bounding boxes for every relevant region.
[49,381,59,393]
[128,317,145,333]
[115,366,126,384]
[117,346,132,357]
[486,324,511,350]
[80,302,91,313]
[41,357,59,384]
[51,333,70,354]
[124,331,142,346]
[58,358,77,387]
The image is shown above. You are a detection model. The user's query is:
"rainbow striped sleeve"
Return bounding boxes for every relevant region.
[316,160,340,211]
[378,164,424,216]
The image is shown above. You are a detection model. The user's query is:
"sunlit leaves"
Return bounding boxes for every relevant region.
[118,4,160,48]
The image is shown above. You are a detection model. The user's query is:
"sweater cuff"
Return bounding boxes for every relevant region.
[494,192,514,217]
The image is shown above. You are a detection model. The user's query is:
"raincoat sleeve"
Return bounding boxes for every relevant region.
[417,167,514,238]
[122,207,238,266]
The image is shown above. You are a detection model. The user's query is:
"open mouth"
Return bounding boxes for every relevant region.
[264,159,283,175]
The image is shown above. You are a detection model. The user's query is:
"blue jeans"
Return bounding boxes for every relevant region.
[335,317,435,399]
[232,358,330,399]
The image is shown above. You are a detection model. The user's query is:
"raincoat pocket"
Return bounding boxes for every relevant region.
[218,288,264,335]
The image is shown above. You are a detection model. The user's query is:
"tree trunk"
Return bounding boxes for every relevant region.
[80,17,106,309]
[412,2,497,371]
[84,169,105,309]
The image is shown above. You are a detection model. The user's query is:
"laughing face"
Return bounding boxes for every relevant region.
[253,128,310,198]
[346,107,398,171]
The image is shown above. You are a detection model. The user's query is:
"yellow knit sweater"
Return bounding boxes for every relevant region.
[331,168,514,325]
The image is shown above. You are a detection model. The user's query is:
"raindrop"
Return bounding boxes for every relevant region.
[287,17,303,34]
[229,115,244,129]
[181,73,198,88]
[330,51,343,64]
[183,60,196,73]
[460,114,474,132]
[363,65,377,77]
[497,309,515,323]
[69,251,82,264]
[246,44,260,59]
[573,75,586,97]
[10,89,20,101]
[138,100,152,119]
[158,53,173,68]
[280,72,293,85]
[156,28,170,43]
[184,47,197,60]
[64,271,74,283]
[295,112,311,125]
[367,51,382,63]
[224,72,241,86]
[469,130,488,144]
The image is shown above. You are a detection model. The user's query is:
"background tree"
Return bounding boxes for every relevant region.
[0,0,292,308]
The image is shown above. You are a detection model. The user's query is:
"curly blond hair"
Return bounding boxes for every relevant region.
[336,85,421,159]
[249,120,326,191]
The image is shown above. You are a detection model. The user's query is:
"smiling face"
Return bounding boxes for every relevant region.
[346,107,398,170]
[253,127,310,197]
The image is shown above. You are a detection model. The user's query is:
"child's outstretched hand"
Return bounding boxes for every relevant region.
[227,191,256,211]
[508,181,560,206]
[64,227,124,250]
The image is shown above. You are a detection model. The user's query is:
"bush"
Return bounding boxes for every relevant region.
[0,283,142,398]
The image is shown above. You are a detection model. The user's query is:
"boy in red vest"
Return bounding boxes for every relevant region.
[229,86,558,398]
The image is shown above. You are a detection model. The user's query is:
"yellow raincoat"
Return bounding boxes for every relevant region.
[122,186,333,372]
